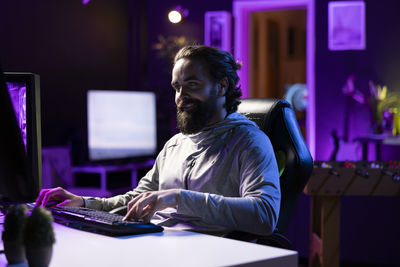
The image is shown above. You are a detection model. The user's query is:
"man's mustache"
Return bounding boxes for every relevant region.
[177,99,200,111]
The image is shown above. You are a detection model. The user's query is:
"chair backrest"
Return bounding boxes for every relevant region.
[237,98,313,234]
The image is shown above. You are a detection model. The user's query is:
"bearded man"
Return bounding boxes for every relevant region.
[36,45,281,236]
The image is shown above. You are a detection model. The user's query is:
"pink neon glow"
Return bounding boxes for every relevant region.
[233,0,315,158]
[175,5,189,18]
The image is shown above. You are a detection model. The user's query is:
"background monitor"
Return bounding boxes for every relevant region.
[0,70,41,203]
[87,90,157,162]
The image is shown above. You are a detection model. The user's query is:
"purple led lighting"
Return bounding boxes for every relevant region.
[6,82,27,152]
[174,5,189,18]
[204,11,232,52]
[233,0,316,158]
[82,0,91,5]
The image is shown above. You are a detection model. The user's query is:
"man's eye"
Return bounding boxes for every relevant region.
[188,82,197,87]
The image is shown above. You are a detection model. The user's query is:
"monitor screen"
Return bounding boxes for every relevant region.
[0,71,41,203]
[6,81,27,151]
[87,90,157,162]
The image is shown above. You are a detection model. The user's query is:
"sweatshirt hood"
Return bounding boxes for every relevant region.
[185,112,258,146]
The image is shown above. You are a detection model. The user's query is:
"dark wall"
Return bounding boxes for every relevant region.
[311,1,400,265]
[0,0,233,160]
[0,0,129,151]
[315,0,400,161]
[146,0,233,87]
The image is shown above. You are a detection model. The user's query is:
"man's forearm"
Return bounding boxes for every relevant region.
[177,190,279,236]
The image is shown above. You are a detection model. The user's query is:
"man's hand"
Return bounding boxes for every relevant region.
[123,189,180,223]
[35,187,84,207]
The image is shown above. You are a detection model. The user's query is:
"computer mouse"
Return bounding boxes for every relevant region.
[109,205,128,216]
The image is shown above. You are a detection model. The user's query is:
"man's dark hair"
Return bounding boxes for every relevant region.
[174,45,242,114]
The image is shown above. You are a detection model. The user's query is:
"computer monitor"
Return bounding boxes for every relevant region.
[0,69,42,203]
[87,90,157,162]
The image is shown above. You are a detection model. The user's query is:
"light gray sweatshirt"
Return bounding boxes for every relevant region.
[84,112,281,236]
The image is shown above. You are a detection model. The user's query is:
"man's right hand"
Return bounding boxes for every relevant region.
[35,187,84,208]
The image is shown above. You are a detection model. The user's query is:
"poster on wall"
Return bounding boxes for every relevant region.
[328,1,366,50]
[204,11,231,52]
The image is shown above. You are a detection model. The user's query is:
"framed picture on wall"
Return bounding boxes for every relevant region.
[204,11,231,52]
[328,1,366,50]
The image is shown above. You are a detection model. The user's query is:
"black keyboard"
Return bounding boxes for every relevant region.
[50,206,163,236]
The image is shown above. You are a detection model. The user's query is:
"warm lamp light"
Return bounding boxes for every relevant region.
[168,10,182,24]
[168,5,189,24]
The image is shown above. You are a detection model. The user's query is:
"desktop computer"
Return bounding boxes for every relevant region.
[0,66,41,203]
[0,65,162,236]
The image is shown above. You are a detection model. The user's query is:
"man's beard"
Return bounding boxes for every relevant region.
[176,92,218,135]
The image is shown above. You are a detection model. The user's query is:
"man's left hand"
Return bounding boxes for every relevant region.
[123,189,181,223]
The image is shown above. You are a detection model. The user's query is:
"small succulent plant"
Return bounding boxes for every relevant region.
[2,204,29,264]
[2,204,28,242]
[24,207,55,248]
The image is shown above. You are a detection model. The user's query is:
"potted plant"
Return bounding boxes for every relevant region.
[1,204,29,265]
[24,206,56,267]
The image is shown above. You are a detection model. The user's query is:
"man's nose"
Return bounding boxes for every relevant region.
[176,87,189,102]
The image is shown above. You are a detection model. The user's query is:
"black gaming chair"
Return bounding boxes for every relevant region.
[231,98,314,248]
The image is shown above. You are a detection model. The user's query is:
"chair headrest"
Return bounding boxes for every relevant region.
[237,98,291,135]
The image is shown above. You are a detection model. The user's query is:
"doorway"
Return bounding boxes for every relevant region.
[250,9,306,99]
[250,9,307,136]
[233,0,315,157]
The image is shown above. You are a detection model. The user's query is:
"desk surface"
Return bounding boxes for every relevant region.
[0,221,297,267]
[354,134,400,144]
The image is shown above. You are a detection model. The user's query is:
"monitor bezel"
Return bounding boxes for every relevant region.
[4,72,42,201]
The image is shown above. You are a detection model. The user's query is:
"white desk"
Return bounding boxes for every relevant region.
[0,222,297,267]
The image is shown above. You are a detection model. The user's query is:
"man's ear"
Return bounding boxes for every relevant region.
[218,77,229,97]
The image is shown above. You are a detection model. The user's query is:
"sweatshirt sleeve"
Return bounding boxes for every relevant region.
[176,135,281,236]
